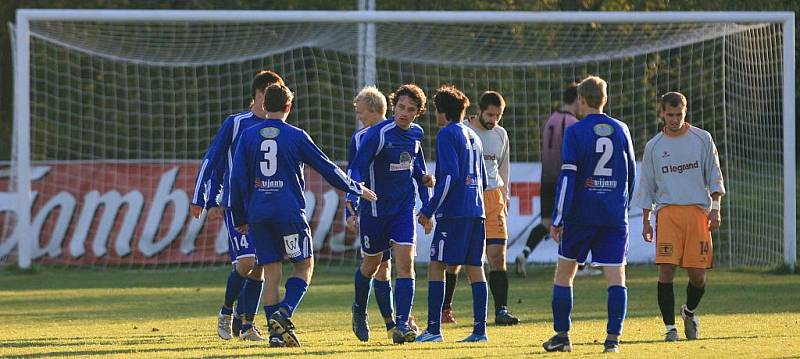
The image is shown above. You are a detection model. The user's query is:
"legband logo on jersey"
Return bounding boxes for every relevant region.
[259,127,280,139]
[283,233,301,258]
[658,243,673,257]
[254,179,284,190]
[593,123,615,137]
[389,152,413,171]
[661,161,699,174]
[584,177,618,189]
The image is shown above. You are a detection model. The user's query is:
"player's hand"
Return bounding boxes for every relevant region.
[417,213,433,234]
[207,206,222,220]
[642,221,654,242]
[346,215,358,233]
[422,174,435,188]
[190,204,204,219]
[235,224,248,235]
[359,186,378,202]
[708,209,721,231]
[550,225,563,244]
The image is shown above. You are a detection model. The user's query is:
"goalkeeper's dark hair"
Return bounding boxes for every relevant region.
[389,84,427,116]
[251,70,285,100]
[478,91,505,111]
[563,82,579,105]
[660,92,687,110]
[434,84,470,122]
[264,83,293,112]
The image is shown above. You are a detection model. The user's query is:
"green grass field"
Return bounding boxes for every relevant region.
[1,264,799,358]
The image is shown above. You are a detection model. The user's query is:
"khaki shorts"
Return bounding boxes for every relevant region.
[484,187,508,240]
[655,205,713,269]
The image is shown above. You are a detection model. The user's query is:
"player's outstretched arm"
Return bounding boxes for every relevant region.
[298,130,372,200]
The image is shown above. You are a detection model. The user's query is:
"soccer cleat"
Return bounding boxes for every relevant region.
[217,313,234,340]
[681,304,700,340]
[269,311,301,347]
[441,307,457,324]
[603,340,620,353]
[542,334,572,352]
[351,305,370,342]
[664,328,679,342]
[407,315,420,335]
[268,334,286,348]
[514,254,528,278]
[240,326,266,341]
[495,309,520,326]
[231,314,242,338]
[415,330,444,342]
[457,333,488,343]
[391,324,417,344]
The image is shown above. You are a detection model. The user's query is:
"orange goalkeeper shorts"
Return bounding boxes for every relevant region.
[655,205,713,269]
[484,187,508,240]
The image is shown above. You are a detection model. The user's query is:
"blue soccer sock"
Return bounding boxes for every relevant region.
[242,278,264,322]
[471,281,488,336]
[235,290,245,318]
[394,278,415,328]
[552,285,573,335]
[263,304,279,321]
[373,279,395,330]
[426,280,445,335]
[607,285,628,336]
[223,269,247,309]
[354,268,373,315]
[279,277,309,317]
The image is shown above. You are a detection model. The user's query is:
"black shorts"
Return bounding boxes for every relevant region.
[540,181,556,220]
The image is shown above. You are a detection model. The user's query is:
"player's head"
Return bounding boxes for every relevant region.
[353,86,387,128]
[475,91,505,130]
[251,70,286,106]
[434,84,471,125]
[660,91,688,133]
[576,76,607,116]
[389,84,427,130]
[264,83,293,117]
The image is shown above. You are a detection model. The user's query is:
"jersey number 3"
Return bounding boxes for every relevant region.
[260,139,278,177]
[593,137,613,176]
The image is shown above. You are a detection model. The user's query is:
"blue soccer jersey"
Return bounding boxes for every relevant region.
[191,111,264,209]
[420,122,488,220]
[229,119,364,226]
[345,125,372,218]
[349,118,431,218]
[552,113,636,228]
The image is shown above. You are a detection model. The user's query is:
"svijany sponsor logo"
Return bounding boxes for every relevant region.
[661,161,699,174]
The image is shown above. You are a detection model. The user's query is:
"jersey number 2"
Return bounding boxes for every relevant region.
[593,137,613,176]
[260,139,278,177]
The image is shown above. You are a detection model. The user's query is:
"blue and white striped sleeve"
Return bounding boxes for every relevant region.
[421,130,459,218]
[552,127,578,227]
[191,117,233,208]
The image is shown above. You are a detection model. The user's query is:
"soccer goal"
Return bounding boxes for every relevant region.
[2,10,794,270]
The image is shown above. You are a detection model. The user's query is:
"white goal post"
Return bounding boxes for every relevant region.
[8,9,795,270]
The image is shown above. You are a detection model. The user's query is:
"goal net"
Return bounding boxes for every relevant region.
[1,11,794,269]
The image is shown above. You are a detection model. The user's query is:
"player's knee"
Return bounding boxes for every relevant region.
[236,258,256,277]
[360,256,381,277]
[446,265,461,275]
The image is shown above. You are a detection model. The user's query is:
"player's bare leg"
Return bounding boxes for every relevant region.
[682,268,706,340]
[442,265,460,324]
[487,243,519,325]
[602,265,627,353]
[390,245,417,343]
[657,264,679,341]
[543,259,578,352]
[353,254,382,341]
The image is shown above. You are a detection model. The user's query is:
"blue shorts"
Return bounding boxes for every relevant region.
[558,223,628,266]
[359,211,416,257]
[430,217,486,266]
[223,210,257,263]
[249,220,313,264]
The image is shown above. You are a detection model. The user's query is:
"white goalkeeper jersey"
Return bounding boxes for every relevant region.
[634,123,726,212]
[467,121,510,197]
